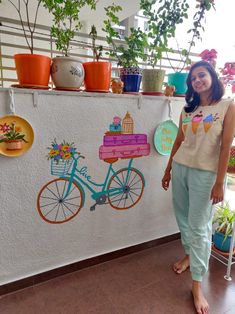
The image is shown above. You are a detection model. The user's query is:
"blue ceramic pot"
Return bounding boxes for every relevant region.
[120,74,142,92]
[213,232,234,252]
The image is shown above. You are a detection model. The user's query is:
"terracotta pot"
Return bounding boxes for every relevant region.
[14,54,51,87]
[51,56,84,90]
[83,61,111,92]
[5,140,23,150]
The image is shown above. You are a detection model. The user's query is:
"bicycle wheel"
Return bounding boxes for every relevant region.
[107,167,144,210]
[37,178,83,224]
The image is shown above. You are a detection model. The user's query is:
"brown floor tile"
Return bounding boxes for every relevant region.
[0,239,235,314]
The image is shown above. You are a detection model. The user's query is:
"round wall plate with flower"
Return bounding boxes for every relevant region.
[0,115,34,157]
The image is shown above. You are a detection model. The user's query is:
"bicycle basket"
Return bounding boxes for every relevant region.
[51,158,73,176]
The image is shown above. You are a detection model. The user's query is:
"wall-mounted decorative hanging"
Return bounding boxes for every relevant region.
[37,113,150,224]
[154,100,178,156]
[0,115,34,157]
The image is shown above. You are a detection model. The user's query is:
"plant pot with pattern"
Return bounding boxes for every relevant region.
[42,0,97,90]
[83,25,111,92]
[103,5,147,93]
[0,0,51,88]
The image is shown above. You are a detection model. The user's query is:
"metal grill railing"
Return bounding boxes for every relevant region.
[0,16,200,88]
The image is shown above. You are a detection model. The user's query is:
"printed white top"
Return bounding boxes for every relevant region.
[173,98,232,173]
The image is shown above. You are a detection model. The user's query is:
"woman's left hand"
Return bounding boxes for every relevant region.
[210,182,224,204]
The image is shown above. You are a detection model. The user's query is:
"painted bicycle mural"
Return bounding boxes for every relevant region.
[37,112,150,224]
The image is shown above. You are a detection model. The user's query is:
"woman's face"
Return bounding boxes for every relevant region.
[190,66,212,95]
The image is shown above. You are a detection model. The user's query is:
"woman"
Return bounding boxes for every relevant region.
[162,60,235,314]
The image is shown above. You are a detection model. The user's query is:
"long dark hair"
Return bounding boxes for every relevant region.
[184,60,224,113]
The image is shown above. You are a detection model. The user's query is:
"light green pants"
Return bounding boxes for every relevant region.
[172,161,216,281]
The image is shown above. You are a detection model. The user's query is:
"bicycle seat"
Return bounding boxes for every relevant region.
[104,158,119,164]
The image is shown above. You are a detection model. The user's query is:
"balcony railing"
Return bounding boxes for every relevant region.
[0,16,200,88]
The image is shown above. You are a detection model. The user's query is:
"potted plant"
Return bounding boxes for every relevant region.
[0,122,28,150]
[0,0,51,87]
[166,0,216,95]
[42,0,96,90]
[213,202,235,253]
[140,0,190,94]
[83,25,112,92]
[103,4,147,93]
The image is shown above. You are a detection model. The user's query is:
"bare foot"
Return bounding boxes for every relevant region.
[173,255,189,274]
[192,281,209,314]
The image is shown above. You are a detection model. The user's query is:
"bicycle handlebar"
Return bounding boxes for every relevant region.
[73,152,85,160]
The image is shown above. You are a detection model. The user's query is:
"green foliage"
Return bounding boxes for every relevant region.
[0,123,28,142]
[89,25,103,62]
[140,0,190,68]
[228,156,235,167]
[0,0,43,54]
[213,202,235,243]
[42,0,96,56]
[140,0,215,71]
[103,4,148,68]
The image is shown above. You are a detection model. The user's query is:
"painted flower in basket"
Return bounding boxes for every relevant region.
[0,122,28,150]
[47,139,78,176]
[47,139,77,162]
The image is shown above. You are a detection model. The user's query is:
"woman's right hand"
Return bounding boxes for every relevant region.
[161,171,171,190]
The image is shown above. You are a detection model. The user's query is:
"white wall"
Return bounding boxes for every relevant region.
[0,89,184,285]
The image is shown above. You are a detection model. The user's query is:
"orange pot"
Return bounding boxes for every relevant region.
[14,54,51,87]
[5,140,23,150]
[83,61,111,92]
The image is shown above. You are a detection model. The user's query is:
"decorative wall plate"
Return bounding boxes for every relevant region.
[0,115,34,157]
[154,119,178,155]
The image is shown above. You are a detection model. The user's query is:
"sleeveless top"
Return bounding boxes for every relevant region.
[173,98,231,173]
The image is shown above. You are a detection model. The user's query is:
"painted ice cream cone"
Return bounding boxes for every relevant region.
[182,116,191,134]
[192,122,200,134]
[192,111,203,134]
[183,124,188,133]
[203,114,213,133]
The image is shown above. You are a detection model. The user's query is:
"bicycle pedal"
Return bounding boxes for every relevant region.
[90,205,96,211]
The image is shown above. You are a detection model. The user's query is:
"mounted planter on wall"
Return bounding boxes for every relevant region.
[14,54,51,88]
[83,61,111,92]
[51,56,84,91]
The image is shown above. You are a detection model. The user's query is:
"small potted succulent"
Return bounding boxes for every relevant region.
[83,25,111,92]
[42,0,96,90]
[0,0,51,87]
[213,202,235,253]
[0,122,28,150]
[103,4,147,93]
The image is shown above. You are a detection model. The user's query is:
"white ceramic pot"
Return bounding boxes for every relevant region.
[51,56,84,90]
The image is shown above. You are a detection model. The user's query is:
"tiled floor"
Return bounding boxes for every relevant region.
[0,239,235,314]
